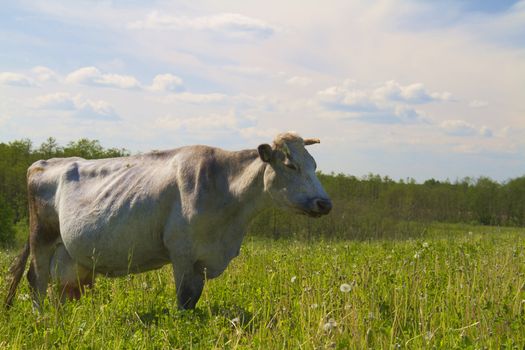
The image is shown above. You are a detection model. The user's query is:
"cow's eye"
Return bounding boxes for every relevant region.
[285,163,298,171]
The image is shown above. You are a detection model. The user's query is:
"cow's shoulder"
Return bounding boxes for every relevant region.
[169,145,222,173]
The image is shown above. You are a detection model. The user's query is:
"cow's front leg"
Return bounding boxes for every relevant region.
[172,260,205,310]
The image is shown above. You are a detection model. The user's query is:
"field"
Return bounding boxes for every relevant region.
[0,224,524,349]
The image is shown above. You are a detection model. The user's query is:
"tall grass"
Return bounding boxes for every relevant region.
[1,224,524,349]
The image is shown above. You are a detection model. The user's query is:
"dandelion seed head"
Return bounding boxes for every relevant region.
[18,293,29,301]
[340,283,352,293]
[424,331,433,341]
[323,318,337,331]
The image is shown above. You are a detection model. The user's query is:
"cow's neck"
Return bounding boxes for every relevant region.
[227,150,270,220]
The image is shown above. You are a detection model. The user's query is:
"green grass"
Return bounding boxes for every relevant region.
[1,224,524,349]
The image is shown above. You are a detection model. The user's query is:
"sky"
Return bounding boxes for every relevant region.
[0,0,524,182]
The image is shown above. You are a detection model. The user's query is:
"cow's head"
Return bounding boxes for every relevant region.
[258,132,332,217]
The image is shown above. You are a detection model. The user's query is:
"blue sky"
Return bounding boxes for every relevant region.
[1,0,524,182]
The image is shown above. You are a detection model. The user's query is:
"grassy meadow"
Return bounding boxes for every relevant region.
[0,224,524,349]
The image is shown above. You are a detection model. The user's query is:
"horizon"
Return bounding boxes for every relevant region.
[1,1,524,183]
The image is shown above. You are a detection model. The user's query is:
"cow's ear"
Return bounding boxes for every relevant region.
[258,144,273,162]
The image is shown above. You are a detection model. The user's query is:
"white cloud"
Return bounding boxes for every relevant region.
[128,12,274,39]
[479,125,493,138]
[372,80,451,104]
[223,65,264,76]
[440,119,492,137]
[31,66,58,82]
[318,80,452,124]
[33,93,119,121]
[76,99,119,121]
[149,74,184,92]
[65,66,99,84]
[161,92,227,104]
[318,85,379,112]
[66,66,141,89]
[239,126,281,140]
[154,111,256,134]
[34,92,76,110]
[286,76,312,87]
[0,114,10,127]
[0,72,36,87]
[319,80,451,112]
[469,99,488,108]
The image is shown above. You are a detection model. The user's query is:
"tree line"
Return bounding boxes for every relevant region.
[250,173,525,240]
[0,137,524,244]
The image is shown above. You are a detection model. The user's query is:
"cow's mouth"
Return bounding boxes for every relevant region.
[292,206,326,218]
[305,211,325,218]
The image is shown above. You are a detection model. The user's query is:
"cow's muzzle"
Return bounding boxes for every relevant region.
[313,198,332,215]
[300,197,332,217]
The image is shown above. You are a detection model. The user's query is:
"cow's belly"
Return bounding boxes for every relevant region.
[59,217,170,276]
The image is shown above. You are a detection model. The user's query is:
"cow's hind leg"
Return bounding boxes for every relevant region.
[50,244,93,303]
[27,229,58,311]
[172,260,205,310]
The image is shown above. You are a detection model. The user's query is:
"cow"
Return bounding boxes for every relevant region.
[5,132,332,310]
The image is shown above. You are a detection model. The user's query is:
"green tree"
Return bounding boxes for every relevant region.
[38,137,63,158]
[0,195,15,245]
[63,139,129,159]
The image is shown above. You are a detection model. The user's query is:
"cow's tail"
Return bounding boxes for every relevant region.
[4,241,30,309]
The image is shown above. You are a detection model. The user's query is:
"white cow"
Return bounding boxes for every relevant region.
[5,132,332,310]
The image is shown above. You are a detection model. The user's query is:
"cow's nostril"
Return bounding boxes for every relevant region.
[315,198,332,214]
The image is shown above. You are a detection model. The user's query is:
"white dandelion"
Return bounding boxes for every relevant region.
[18,293,30,301]
[323,318,337,331]
[340,283,352,293]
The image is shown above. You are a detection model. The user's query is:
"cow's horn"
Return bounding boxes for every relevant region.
[304,138,320,145]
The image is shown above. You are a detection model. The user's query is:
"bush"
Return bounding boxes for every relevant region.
[0,195,16,245]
